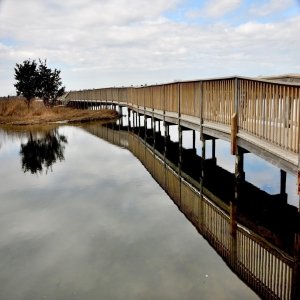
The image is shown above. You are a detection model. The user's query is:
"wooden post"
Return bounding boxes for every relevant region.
[212,138,216,162]
[235,147,245,181]
[138,113,141,137]
[152,117,155,150]
[198,133,206,230]
[201,135,206,176]
[164,121,168,161]
[178,124,182,208]
[280,169,287,196]
[197,82,204,231]
[118,109,121,130]
[201,136,206,160]
[134,112,141,127]
[179,125,182,171]
[192,130,196,150]
[120,106,123,127]
[133,111,136,128]
[128,109,131,130]
[231,146,245,267]
[144,115,147,142]
[231,113,238,155]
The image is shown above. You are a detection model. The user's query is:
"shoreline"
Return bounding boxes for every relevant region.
[0,113,119,126]
[0,101,119,126]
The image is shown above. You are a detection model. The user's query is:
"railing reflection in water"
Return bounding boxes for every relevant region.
[84,123,299,300]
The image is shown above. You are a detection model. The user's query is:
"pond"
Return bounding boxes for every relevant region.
[0,123,262,300]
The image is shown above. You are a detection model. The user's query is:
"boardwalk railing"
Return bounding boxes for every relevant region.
[65,76,300,155]
[84,123,299,300]
[238,79,300,152]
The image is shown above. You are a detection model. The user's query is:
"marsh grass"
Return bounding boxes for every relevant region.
[0,99,119,125]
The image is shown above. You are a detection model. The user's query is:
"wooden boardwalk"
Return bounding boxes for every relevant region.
[65,76,300,175]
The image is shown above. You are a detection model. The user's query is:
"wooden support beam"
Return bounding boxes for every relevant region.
[231,113,238,155]
[201,136,206,161]
[178,124,182,207]
[133,111,136,127]
[136,113,140,136]
[120,108,123,127]
[128,109,131,130]
[212,138,216,160]
[235,147,245,181]
[164,121,168,157]
[230,145,244,267]
[192,130,196,150]
[198,129,206,230]
[152,117,155,150]
[144,114,147,141]
[178,125,182,170]
[280,169,287,196]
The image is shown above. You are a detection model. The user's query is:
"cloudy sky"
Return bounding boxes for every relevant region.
[0,0,300,95]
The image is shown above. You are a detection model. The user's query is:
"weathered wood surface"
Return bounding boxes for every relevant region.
[65,76,300,174]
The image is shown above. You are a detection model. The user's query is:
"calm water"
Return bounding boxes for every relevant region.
[166,124,298,207]
[0,125,259,300]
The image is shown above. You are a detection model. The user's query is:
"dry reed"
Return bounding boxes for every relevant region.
[0,99,119,125]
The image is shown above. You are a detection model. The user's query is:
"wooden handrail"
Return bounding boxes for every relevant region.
[65,76,300,156]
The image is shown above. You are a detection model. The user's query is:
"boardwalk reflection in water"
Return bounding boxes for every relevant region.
[83,114,300,300]
[0,125,259,300]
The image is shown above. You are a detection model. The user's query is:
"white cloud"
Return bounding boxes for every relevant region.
[191,0,241,18]
[250,0,294,17]
[0,0,300,95]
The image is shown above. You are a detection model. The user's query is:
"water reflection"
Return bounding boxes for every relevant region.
[83,118,300,300]
[125,109,299,208]
[19,130,67,174]
[0,125,259,300]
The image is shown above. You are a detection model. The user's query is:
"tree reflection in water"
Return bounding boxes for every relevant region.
[20,129,67,174]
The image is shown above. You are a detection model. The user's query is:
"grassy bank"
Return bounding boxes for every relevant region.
[0,100,119,125]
